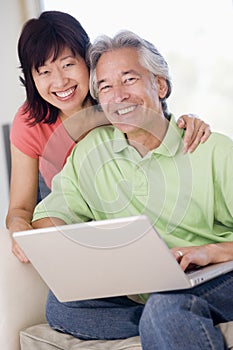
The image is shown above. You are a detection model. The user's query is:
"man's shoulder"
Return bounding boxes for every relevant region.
[198,132,233,165]
[207,132,233,149]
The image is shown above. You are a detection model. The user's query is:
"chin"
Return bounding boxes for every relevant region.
[114,123,137,133]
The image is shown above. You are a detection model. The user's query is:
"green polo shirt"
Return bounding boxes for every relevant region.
[33,116,233,248]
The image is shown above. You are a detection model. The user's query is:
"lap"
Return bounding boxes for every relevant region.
[46,291,144,340]
[145,271,233,323]
[45,272,233,340]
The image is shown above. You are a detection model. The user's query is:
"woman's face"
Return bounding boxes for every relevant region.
[32,47,90,118]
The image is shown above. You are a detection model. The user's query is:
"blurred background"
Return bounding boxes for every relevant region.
[1,0,232,226]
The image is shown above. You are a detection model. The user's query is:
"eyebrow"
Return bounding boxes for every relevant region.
[38,54,75,68]
[122,69,141,77]
[97,69,141,87]
[60,55,75,61]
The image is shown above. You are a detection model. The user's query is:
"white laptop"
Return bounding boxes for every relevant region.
[13,215,233,302]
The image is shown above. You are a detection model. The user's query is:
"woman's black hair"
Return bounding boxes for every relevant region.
[18,11,96,125]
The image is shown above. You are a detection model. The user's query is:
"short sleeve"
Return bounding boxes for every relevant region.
[10,105,43,158]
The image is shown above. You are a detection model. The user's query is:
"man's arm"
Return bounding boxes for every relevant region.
[32,217,66,229]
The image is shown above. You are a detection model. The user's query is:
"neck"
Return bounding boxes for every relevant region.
[127,116,169,157]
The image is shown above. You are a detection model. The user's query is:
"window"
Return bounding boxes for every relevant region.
[42,0,233,138]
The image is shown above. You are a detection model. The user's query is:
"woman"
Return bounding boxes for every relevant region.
[5,11,211,263]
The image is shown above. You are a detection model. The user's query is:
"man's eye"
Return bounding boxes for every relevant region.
[124,77,138,85]
[99,85,111,93]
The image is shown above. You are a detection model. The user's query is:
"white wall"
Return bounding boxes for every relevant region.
[43,0,233,139]
[0,0,42,227]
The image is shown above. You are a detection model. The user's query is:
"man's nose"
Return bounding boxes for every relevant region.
[112,85,130,103]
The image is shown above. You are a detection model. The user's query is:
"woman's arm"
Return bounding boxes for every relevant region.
[177,114,211,153]
[6,144,39,263]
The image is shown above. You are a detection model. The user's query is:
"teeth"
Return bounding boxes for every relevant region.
[117,106,135,115]
[55,87,75,98]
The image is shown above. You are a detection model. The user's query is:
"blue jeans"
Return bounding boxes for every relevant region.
[37,172,51,203]
[46,293,143,340]
[46,271,233,349]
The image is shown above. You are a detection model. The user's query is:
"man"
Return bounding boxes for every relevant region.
[32,30,233,349]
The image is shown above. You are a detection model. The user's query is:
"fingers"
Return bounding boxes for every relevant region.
[200,123,211,143]
[177,116,186,129]
[188,120,211,152]
[177,114,196,153]
[172,248,195,271]
[171,246,212,271]
[182,121,195,154]
[178,115,211,153]
[12,240,30,263]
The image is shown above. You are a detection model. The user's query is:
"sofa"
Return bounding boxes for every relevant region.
[1,226,233,350]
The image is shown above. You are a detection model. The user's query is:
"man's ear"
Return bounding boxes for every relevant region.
[156,76,168,99]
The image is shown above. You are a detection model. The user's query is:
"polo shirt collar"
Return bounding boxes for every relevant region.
[113,128,129,153]
[152,115,183,157]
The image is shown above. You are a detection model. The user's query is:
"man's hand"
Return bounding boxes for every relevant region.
[171,242,233,271]
[177,114,211,153]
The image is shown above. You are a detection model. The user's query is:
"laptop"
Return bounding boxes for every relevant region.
[13,215,233,302]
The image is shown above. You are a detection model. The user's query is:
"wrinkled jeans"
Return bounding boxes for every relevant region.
[46,271,233,349]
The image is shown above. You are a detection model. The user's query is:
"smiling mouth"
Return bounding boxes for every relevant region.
[117,105,136,116]
[54,86,76,98]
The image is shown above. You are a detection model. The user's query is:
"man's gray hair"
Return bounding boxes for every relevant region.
[88,30,172,118]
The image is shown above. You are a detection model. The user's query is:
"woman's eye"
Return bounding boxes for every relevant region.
[38,69,49,76]
[64,62,73,68]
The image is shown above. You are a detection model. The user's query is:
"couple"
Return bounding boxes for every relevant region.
[7,10,210,264]
[31,29,233,349]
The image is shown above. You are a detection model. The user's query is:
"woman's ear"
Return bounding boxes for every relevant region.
[156,76,168,99]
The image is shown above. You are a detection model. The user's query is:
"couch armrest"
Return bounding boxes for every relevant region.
[0,227,49,350]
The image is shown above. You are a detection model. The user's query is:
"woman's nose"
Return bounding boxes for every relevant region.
[52,69,68,88]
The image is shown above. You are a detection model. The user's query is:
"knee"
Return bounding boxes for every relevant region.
[139,292,210,330]
[140,293,170,322]
[139,292,193,328]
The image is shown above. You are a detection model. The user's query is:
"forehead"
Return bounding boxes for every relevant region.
[96,47,144,79]
[34,46,75,69]
[46,47,74,63]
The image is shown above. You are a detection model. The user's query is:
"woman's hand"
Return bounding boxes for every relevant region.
[12,239,30,263]
[177,114,211,153]
[9,219,33,263]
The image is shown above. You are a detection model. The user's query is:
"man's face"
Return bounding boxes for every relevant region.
[96,47,167,135]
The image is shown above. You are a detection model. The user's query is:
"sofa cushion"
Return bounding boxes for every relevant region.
[20,322,233,350]
[20,323,142,350]
[218,322,233,349]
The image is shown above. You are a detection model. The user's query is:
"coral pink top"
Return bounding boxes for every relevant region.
[10,105,75,189]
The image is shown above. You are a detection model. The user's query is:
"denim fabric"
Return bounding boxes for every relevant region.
[46,271,233,349]
[37,172,51,203]
[46,291,144,340]
[139,271,233,350]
